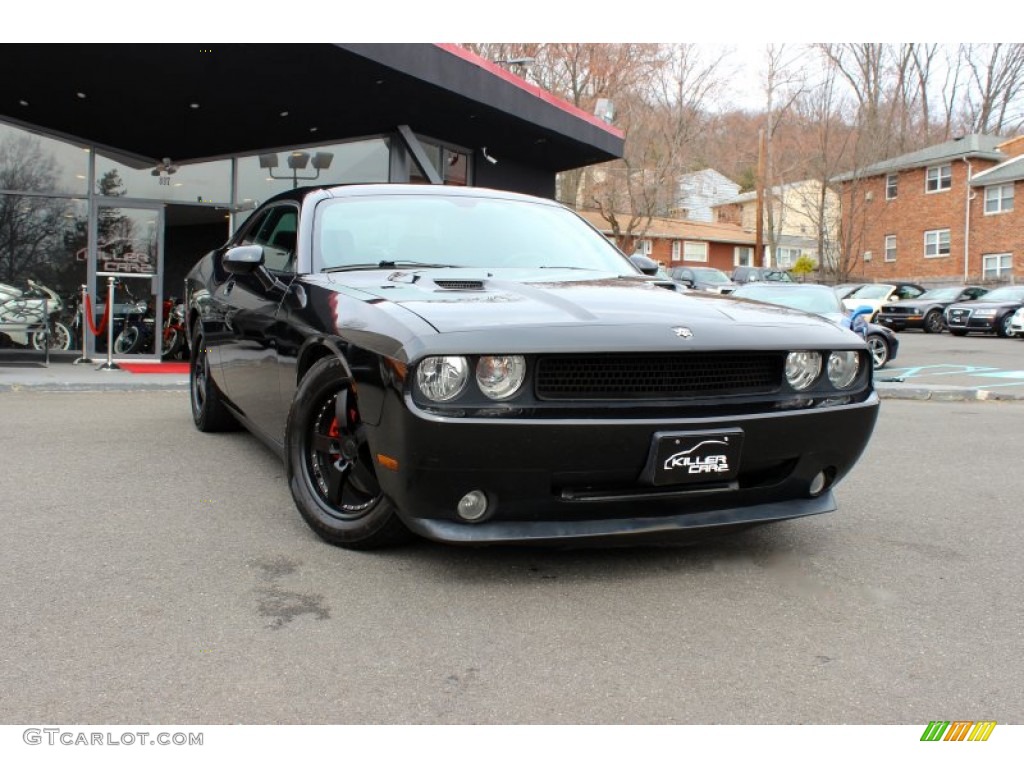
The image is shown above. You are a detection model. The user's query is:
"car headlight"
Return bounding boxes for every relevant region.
[476,355,526,400]
[416,356,469,402]
[785,351,822,390]
[906,307,920,314]
[827,351,860,389]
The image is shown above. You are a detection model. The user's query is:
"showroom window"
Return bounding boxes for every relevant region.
[683,241,708,262]
[924,229,951,257]
[982,253,1013,280]
[925,164,952,193]
[984,184,1014,214]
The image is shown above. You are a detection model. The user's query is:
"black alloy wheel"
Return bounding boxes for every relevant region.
[286,356,411,549]
[923,309,944,334]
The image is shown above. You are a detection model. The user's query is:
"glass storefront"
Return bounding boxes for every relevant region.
[0,119,469,361]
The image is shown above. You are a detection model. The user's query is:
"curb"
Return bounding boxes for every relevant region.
[875,384,1024,402]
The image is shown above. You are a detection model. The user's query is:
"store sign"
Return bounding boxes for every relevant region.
[75,241,156,274]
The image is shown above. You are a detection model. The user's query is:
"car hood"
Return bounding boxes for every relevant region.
[320,268,861,353]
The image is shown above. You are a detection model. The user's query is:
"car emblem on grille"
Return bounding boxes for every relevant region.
[672,327,693,338]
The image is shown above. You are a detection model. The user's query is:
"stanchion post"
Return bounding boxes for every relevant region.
[73,284,95,365]
[96,276,121,371]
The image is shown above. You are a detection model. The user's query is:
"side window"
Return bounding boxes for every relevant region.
[252,206,299,273]
[237,209,273,247]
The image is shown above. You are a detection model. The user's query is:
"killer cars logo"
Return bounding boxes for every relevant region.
[663,439,732,475]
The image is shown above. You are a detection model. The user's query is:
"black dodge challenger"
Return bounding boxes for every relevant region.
[185,184,879,549]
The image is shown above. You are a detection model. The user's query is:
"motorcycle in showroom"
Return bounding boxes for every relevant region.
[0,279,72,351]
[161,296,188,360]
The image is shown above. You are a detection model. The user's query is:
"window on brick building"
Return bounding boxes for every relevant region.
[984,184,1014,214]
[671,240,681,261]
[926,164,952,193]
[886,174,898,200]
[924,229,951,257]
[683,241,708,262]
[637,239,653,255]
[884,235,896,262]
[982,253,1013,280]
[734,246,753,267]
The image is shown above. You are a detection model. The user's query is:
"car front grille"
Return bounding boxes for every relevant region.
[434,279,485,291]
[881,307,910,315]
[535,353,784,400]
[947,308,971,325]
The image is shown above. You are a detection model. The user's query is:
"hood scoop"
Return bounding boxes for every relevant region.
[434,279,486,291]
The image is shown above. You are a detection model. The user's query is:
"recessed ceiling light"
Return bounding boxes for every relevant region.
[279,110,289,117]
[18,99,28,107]
[76,92,86,99]
[189,103,200,109]
[75,174,86,179]
[309,127,318,133]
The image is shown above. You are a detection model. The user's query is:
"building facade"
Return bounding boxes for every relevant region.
[576,210,755,273]
[834,134,1024,284]
[0,44,622,361]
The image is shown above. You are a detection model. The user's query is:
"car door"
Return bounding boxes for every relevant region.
[219,203,299,445]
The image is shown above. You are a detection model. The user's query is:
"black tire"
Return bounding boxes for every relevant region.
[867,334,890,369]
[923,309,944,334]
[189,326,239,432]
[114,324,144,354]
[286,356,412,549]
[162,327,185,360]
[949,328,968,337]
[997,314,1013,338]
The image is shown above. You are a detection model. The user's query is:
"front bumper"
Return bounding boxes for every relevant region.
[877,314,922,330]
[366,392,880,544]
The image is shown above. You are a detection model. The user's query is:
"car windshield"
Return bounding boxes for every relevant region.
[692,268,731,283]
[314,194,636,273]
[975,286,1024,302]
[918,287,962,301]
[848,284,894,299]
[763,270,793,282]
[735,286,841,315]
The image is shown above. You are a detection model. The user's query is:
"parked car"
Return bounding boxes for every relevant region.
[840,282,926,321]
[185,184,879,550]
[1009,306,1024,338]
[944,285,1024,337]
[732,282,899,369]
[668,266,737,294]
[833,283,867,300]
[731,266,794,285]
[876,285,989,333]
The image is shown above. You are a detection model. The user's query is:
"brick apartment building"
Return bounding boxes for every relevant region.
[835,134,1024,285]
[575,210,755,273]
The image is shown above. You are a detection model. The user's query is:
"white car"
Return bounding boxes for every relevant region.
[841,282,926,321]
[1010,306,1024,338]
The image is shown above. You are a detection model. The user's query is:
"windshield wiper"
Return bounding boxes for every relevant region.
[322,261,455,273]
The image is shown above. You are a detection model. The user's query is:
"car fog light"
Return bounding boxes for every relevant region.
[416,356,469,402]
[476,355,526,400]
[827,351,860,389]
[785,351,822,391]
[457,490,489,521]
[809,471,827,497]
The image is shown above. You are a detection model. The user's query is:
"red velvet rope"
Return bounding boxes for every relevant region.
[83,293,111,337]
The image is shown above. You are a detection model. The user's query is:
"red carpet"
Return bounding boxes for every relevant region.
[117,362,190,374]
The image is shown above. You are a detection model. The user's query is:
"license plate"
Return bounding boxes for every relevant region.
[642,429,744,486]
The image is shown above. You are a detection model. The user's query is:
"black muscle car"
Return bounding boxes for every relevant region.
[185,184,879,549]
[876,285,989,333]
[943,285,1024,337]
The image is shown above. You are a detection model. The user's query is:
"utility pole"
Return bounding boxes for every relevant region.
[755,128,766,267]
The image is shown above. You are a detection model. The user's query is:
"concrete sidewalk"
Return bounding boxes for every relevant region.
[3,353,1024,401]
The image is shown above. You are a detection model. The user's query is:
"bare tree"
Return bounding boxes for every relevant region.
[959,43,1024,134]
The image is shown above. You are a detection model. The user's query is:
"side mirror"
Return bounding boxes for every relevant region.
[628,254,660,276]
[223,245,265,275]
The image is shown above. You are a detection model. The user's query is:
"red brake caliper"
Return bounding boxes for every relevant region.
[327,417,341,460]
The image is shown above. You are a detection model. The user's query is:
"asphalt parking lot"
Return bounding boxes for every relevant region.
[0,370,1022,725]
